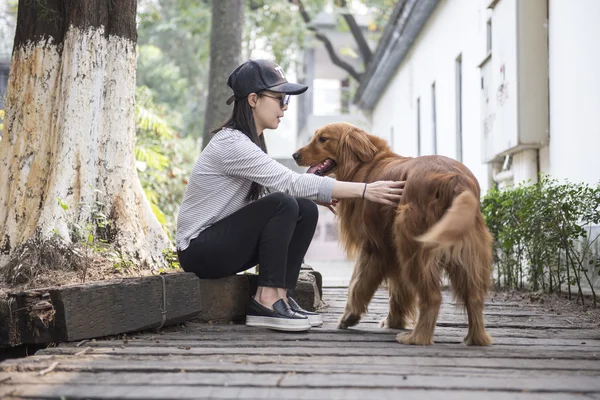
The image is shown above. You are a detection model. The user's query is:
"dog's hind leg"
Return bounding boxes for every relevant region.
[397,255,441,345]
[380,272,416,330]
[338,249,385,329]
[447,231,493,346]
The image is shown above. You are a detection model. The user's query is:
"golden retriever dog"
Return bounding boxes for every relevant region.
[293,122,493,346]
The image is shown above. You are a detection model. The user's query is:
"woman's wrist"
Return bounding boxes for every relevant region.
[331,181,371,199]
[354,182,365,199]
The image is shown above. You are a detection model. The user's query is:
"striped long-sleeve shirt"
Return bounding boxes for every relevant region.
[176,127,336,251]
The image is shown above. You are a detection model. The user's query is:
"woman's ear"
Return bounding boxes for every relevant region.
[247,93,258,108]
[339,127,377,163]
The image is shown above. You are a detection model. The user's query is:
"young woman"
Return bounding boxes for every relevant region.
[176,59,404,332]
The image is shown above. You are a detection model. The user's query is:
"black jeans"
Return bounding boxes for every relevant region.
[177,192,319,290]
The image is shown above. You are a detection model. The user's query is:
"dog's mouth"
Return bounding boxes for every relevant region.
[306,158,337,176]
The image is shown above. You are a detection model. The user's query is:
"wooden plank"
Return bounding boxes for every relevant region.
[2,371,600,392]
[2,356,600,375]
[120,329,600,345]
[321,289,564,310]
[2,289,57,345]
[1,273,202,346]
[33,344,600,360]
[0,297,17,346]
[52,337,600,350]
[318,316,598,330]
[4,354,600,373]
[154,323,600,340]
[51,272,201,341]
[324,304,558,316]
[0,384,597,400]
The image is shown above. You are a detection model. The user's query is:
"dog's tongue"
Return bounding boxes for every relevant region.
[306,159,332,175]
[307,165,319,174]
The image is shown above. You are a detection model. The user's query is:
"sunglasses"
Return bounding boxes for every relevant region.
[260,93,291,108]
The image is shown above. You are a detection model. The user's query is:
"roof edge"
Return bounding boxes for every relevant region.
[354,0,440,110]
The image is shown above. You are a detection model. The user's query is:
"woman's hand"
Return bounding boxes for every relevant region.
[363,180,405,206]
[315,199,339,214]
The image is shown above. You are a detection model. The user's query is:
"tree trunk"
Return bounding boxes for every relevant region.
[201,0,244,149]
[0,0,171,276]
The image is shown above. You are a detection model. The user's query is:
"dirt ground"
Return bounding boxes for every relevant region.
[0,266,159,296]
[0,244,165,296]
[0,233,178,296]
[489,289,600,326]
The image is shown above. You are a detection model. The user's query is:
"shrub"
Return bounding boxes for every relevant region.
[482,175,600,305]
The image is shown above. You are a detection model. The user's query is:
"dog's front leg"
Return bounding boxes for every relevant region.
[338,250,385,329]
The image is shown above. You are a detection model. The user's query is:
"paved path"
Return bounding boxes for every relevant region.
[1,287,599,399]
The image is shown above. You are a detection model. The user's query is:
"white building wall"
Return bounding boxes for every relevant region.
[547,0,600,185]
[370,0,492,192]
[370,0,600,190]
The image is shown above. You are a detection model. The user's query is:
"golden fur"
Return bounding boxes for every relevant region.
[294,122,493,346]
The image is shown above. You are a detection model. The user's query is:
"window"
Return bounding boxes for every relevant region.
[486,19,492,53]
[456,54,463,162]
[416,97,421,156]
[312,79,341,116]
[341,78,350,114]
[431,82,437,155]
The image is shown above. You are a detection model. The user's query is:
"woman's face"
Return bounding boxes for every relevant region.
[249,91,288,133]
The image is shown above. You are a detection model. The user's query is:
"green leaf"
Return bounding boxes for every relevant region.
[57,198,69,210]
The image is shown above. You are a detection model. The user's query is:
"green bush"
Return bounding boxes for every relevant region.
[135,86,197,243]
[482,175,600,305]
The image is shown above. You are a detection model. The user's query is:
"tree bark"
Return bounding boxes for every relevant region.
[201,0,244,149]
[0,0,171,275]
[335,0,372,64]
[340,15,372,65]
[290,0,363,82]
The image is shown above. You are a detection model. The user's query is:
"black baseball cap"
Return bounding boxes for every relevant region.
[226,59,308,105]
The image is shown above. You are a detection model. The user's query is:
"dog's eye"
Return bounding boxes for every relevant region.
[318,137,328,143]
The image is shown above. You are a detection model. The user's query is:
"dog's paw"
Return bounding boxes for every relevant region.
[464,331,493,346]
[379,316,407,329]
[396,332,433,346]
[338,313,361,329]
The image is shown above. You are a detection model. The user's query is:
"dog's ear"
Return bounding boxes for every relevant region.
[339,127,377,163]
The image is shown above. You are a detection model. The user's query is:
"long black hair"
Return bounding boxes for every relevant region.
[211,95,268,201]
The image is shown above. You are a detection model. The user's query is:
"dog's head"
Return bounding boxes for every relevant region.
[293,122,377,178]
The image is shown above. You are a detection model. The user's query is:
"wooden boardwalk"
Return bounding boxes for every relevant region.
[1,287,599,399]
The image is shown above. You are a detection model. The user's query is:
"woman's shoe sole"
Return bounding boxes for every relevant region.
[307,315,323,327]
[246,315,311,332]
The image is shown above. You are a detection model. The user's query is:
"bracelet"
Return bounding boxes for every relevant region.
[362,182,367,199]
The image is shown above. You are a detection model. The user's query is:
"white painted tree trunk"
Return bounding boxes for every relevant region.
[0,22,171,273]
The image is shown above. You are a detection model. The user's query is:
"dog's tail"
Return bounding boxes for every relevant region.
[416,189,480,248]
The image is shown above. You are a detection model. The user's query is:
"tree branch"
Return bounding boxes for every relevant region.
[289,0,362,82]
[337,0,372,64]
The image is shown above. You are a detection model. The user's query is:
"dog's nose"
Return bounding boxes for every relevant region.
[292,152,301,161]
